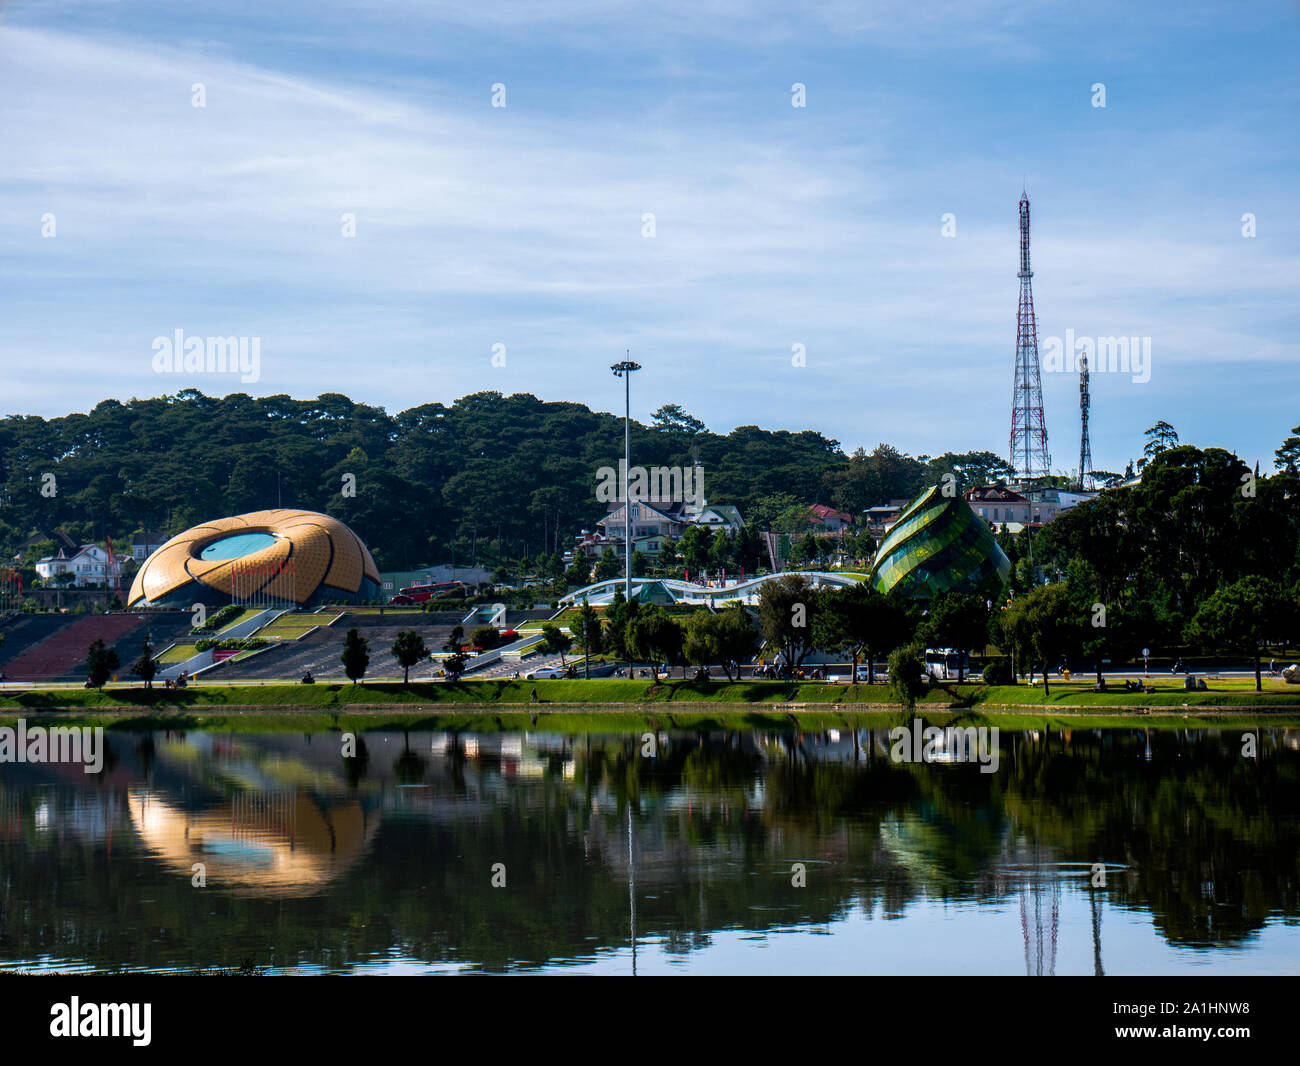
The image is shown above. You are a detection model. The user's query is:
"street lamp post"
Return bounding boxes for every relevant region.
[611,355,641,677]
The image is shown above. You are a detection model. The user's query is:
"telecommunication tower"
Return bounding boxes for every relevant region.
[1078,354,1093,491]
[1009,191,1050,482]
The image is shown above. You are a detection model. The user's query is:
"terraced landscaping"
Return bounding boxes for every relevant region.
[256,611,340,640]
[213,608,262,632]
[158,642,201,663]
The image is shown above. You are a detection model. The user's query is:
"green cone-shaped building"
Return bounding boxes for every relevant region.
[870,485,1011,600]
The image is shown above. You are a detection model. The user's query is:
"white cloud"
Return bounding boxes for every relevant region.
[0,17,1296,476]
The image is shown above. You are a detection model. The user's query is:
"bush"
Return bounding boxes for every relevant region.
[195,636,267,653]
[982,658,1014,685]
[192,603,242,633]
[470,626,501,650]
[888,644,929,710]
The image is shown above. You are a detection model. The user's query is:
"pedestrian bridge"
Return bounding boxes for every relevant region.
[558,571,869,607]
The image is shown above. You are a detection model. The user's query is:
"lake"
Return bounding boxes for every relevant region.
[1,723,1296,975]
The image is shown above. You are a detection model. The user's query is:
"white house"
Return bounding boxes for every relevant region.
[583,498,746,562]
[688,504,744,535]
[35,544,122,588]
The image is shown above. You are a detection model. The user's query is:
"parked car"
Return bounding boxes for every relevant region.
[525,667,567,680]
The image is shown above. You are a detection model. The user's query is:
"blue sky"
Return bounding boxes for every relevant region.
[2,0,1297,476]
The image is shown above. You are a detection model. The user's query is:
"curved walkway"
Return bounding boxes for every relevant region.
[558,571,867,607]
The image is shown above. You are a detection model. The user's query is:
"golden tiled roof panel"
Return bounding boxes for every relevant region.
[279,513,370,594]
[356,530,381,583]
[203,537,292,598]
[283,522,333,594]
[126,508,378,606]
[130,527,212,604]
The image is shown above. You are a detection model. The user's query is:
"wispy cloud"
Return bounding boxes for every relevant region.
[1,4,1298,476]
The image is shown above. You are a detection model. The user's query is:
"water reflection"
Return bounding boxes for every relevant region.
[128,789,378,898]
[0,725,1296,974]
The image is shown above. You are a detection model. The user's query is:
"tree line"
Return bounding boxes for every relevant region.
[1,388,1013,578]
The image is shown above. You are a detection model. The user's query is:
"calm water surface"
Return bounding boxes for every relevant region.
[1,724,1297,975]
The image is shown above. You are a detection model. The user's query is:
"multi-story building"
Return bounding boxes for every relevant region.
[131,530,167,562]
[965,485,1096,531]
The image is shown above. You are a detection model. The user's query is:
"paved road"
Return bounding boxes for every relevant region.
[1,661,1294,690]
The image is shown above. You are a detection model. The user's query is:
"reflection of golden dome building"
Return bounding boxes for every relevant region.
[126,508,380,608]
[128,788,379,898]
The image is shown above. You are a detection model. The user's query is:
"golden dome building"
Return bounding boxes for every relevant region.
[127,508,381,608]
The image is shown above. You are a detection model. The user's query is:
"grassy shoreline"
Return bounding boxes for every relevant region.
[1,679,1298,730]
[1,708,1293,733]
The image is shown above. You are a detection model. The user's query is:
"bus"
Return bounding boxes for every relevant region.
[389,580,471,604]
[923,648,964,680]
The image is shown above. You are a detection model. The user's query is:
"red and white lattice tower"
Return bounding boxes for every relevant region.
[1009,190,1050,482]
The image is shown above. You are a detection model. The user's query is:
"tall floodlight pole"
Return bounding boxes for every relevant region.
[611,356,641,607]
[611,356,641,676]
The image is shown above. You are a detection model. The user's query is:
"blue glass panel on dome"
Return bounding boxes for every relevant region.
[200,532,277,560]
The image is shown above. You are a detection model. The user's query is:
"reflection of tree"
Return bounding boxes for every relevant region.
[393,732,427,785]
[445,732,467,796]
[136,734,156,780]
[1001,729,1300,947]
[1,726,1296,973]
[343,737,369,790]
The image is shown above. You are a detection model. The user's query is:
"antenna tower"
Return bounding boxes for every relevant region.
[1009,191,1050,482]
[1078,353,1093,491]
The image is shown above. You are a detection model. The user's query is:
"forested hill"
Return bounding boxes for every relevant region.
[0,389,1011,571]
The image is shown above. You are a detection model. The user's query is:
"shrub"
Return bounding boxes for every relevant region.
[195,636,267,652]
[982,658,1014,685]
[470,626,501,650]
[888,643,929,711]
[192,603,242,633]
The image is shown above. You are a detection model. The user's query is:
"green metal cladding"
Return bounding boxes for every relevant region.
[870,485,1011,600]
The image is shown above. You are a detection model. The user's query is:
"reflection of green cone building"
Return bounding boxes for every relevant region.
[870,485,1011,600]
